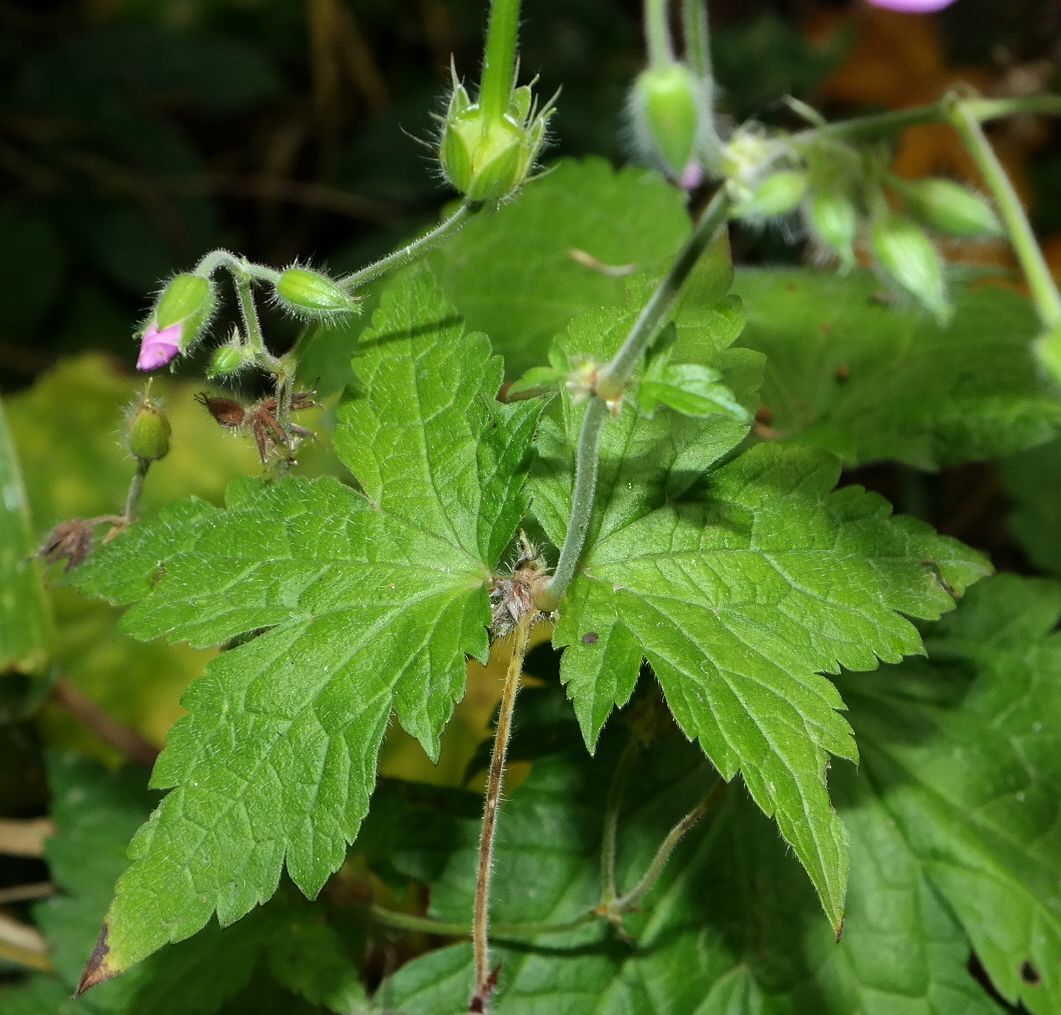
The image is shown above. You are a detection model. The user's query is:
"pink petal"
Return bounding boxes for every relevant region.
[680,161,706,191]
[866,0,958,11]
[136,321,183,372]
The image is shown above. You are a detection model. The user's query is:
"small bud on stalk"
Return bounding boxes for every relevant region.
[806,190,859,269]
[629,64,705,181]
[871,213,952,323]
[125,396,171,463]
[730,170,809,221]
[274,268,362,319]
[897,178,1003,238]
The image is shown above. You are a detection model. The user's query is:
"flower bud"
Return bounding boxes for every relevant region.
[871,213,951,322]
[138,273,216,372]
[731,170,809,220]
[807,190,858,269]
[274,268,362,319]
[630,64,703,179]
[126,397,171,462]
[207,341,253,379]
[899,178,1003,238]
[438,69,553,203]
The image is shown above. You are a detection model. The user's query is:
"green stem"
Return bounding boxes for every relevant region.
[480,0,521,124]
[607,779,724,916]
[123,459,150,522]
[644,0,675,68]
[194,249,279,285]
[947,98,1061,327]
[473,615,533,1003]
[601,738,642,904]
[338,202,482,291]
[547,187,732,599]
[681,0,711,81]
[366,903,596,940]
[801,94,1061,144]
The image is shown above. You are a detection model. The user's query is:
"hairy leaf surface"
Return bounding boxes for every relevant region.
[734,269,1061,468]
[70,271,539,981]
[840,574,1061,1014]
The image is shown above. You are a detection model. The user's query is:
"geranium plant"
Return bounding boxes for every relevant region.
[2,1,1060,1013]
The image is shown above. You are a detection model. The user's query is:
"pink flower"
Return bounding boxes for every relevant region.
[866,0,958,11]
[136,321,183,371]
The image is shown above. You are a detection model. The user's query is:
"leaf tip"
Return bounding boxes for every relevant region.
[833,916,845,943]
[75,922,115,997]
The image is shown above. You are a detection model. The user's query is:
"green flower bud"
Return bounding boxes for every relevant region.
[155,274,215,341]
[630,64,702,179]
[731,170,809,220]
[275,268,362,319]
[899,178,1002,238]
[807,190,858,269]
[207,341,254,379]
[871,213,951,322]
[126,397,171,462]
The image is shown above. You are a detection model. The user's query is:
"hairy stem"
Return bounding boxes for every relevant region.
[123,458,149,523]
[601,737,642,904]
[473,614,533,1006]
[338,202,482,291]
[233,274,275,366]
[194,249,280,285]
[607,778,724,916]
[801,94,1061,144]
[547,187,732,599]
[681,0,711,81]
[480,0,521,124]
[644,0,675,68]
[947,97,1061,327]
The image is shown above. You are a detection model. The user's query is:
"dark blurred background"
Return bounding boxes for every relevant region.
[1,0,1058,392]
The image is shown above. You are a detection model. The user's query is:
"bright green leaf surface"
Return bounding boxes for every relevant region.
[0,400,51,674]
[532,257,989,930]
[378,731,1001,1013]
[69,271,538,980]
[840,574,1061,1014]
[734,270,1061,468]
[431,158,692,375]
[0,752,364,1015]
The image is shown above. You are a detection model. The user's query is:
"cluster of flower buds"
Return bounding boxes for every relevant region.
[720,123,1001,323]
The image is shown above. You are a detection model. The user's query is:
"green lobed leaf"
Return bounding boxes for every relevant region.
[69,270,539,983]
[532,254,991,930]
[0,752,365,1015]
[431,157,692,376]
[733,269,1061,469]
[377,725,1002,1013]
[0,400,52,675]
[839,574,1061,1014]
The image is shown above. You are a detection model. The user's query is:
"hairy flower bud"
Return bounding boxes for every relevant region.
[126,397,171,462]
[207,341,254,379]
[872,213,951,322]
[899,178,1002,238]
[438,74,553,202]
[629,64,704,180]
[138,273,216,372]
[807,190,859,269]
[731,170,809,221]
[274,268,362,319]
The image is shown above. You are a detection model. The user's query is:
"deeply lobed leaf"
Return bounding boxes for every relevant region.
[69,271,539,983]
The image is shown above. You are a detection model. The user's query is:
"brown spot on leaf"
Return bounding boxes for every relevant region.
[581,632,599,645]
[75,923,115,996]
[1021,960,1041,985]
[834,363,850,383]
